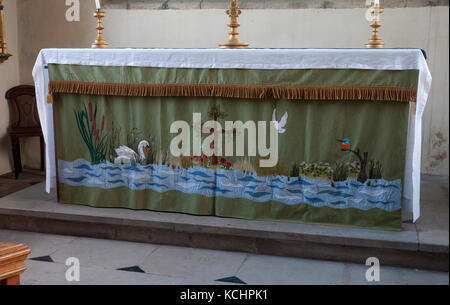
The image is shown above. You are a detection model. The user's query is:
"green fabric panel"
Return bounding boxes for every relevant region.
[59,184,214,215]
[214,197,402,231]
[59,183,401,231]
[54,94,409,181]
[50,62,412,230]
[52,92,409,230]
[49,64,419,89]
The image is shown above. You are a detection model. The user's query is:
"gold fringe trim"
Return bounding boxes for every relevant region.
[48,80,417,103]
[47,93,54,104]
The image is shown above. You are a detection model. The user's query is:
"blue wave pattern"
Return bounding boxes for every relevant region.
[58,159,402,212]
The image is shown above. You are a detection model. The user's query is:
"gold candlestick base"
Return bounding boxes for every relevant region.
[219,1,249,49]
[92,9,109,49]
[0,53,11,63]
[365,7,385,48]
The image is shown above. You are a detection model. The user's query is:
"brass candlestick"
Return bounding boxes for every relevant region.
[0,0,12,63]
[91,9,109,48]
[219,0,249,49]
[365,6,385,48]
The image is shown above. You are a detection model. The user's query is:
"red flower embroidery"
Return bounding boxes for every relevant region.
[220,158,226,164]
[200,158,205,163]
[227,162,232,167]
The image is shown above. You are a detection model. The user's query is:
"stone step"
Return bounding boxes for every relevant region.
[0,183,448,271]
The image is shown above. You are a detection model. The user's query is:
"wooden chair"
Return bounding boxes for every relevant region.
[5,85,45,179]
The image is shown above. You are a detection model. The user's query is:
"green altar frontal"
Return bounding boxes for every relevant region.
[48,64,419,230]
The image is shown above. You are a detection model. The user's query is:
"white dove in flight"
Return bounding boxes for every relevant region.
[272,109,288,134]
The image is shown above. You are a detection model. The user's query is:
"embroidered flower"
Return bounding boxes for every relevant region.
[220,157,227,164]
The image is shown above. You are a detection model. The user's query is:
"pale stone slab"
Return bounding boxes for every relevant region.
[2,182,56,202]
[1,229,445,285]
[416,200,449,253]
[342,261,450,285]
[51,237,159,270]
[174,213,420,251]
[0,229,75,258]
[420,176,449,202]
[22,259,185,285]
[140,245,248,280]
[237,254,450,285]
[236,254,347,285]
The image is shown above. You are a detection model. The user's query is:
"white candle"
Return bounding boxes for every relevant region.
[95,0,101,10]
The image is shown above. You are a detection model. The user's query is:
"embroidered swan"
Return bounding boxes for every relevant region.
[114,140,150,164]
[272,109,288,134]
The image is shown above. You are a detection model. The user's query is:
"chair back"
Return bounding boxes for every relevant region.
[5,85,40,129]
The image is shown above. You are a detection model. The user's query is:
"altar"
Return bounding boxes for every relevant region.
[32,48,431,230]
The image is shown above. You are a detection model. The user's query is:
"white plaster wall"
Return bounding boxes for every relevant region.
[16,0,449,176]
[0,0,19,175]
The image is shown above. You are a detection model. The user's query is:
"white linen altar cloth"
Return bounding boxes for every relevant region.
[32,48,432,222]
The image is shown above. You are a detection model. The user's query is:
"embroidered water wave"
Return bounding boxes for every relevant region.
[58,159,402,212]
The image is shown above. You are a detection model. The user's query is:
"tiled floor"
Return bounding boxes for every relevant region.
[0,228,448,285]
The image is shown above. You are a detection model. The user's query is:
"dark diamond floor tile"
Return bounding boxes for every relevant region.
[215,276,247,284]
[117,266,146,273]
[30,255,54,263]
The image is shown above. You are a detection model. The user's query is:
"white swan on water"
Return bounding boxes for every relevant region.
[114,140,150,164]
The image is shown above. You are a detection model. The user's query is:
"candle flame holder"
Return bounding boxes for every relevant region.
[365,6,385,48]
[92,9,109,48]
[219,0,249,49]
